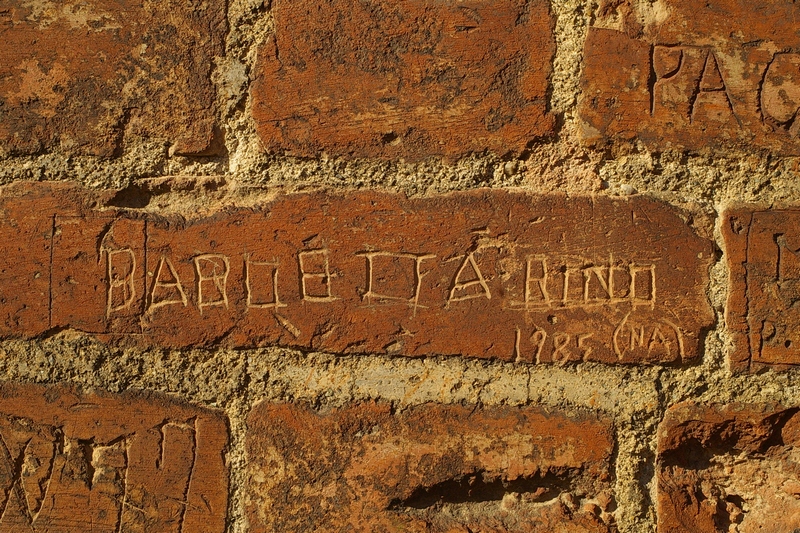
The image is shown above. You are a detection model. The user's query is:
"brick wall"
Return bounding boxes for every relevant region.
[0,0,798,531]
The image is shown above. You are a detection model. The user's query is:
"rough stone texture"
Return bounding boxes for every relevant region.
[723,208,800,372]
[246,402,616,532]
[251,0,555,160]
[2,182,714,364]
[0,0,227,156]
[580,0,800,154]
[658,403,800,532]
[0,382,229,531]
[0,0,799,531]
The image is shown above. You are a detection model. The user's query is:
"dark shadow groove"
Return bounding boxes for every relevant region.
[388,469,577,511]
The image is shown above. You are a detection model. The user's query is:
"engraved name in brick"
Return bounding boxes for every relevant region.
[251,0,555,160]
[1,183,714,365]
[0,0,226,156]
[0,383,228,531]
[246,403,616,532]
[580,1,800,154]
[658,403,800,532]
[723,208,800,372]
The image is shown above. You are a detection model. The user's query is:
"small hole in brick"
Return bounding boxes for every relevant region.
[106,185,151,208]
[786,340,793,348]
[381,132,399,145]
[389,471,573,510]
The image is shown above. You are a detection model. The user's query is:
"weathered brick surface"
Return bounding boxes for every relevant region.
[658,403,800,532]
[0,382,228,531]
[251,0,555,160]
[580,1,800,154]
[0,0,226,156]
[4,183,714,365]
[723,208,800,372]
[246,403,615,532]
[0,183,103,336]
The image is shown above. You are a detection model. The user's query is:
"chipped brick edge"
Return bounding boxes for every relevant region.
[722,208,753,373]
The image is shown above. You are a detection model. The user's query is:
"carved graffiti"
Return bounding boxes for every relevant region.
[105,248,136,318]
[148,256,188,313]
[298,249,337,302]
[512,255,656,311]
[127,250,660,317]
[726,210,800,370]
[33,189,712,364]
[447,252,492,304]
[762,53,800,135]
[524,255,550,308]
[0,385,229,531]
[245,255,286,310]
[515,327,595,364]
[359,251,436,314]
[613,313,685,362]
[651,46,736,125]
[195,254,230,313]
[581,21,800,154]
[0,419,200,531]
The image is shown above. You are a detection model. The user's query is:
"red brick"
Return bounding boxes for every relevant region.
[0,382,228,531]
[2,184,716,365]
[0,182,101,337]
[0,194,52,336]
[51,215,146,334]
[0,0,226,156]
[251,0,555,160]
[722,208,800,372]
[580,1,800,154]
[658,403,800,532]
[246,403,615,532]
